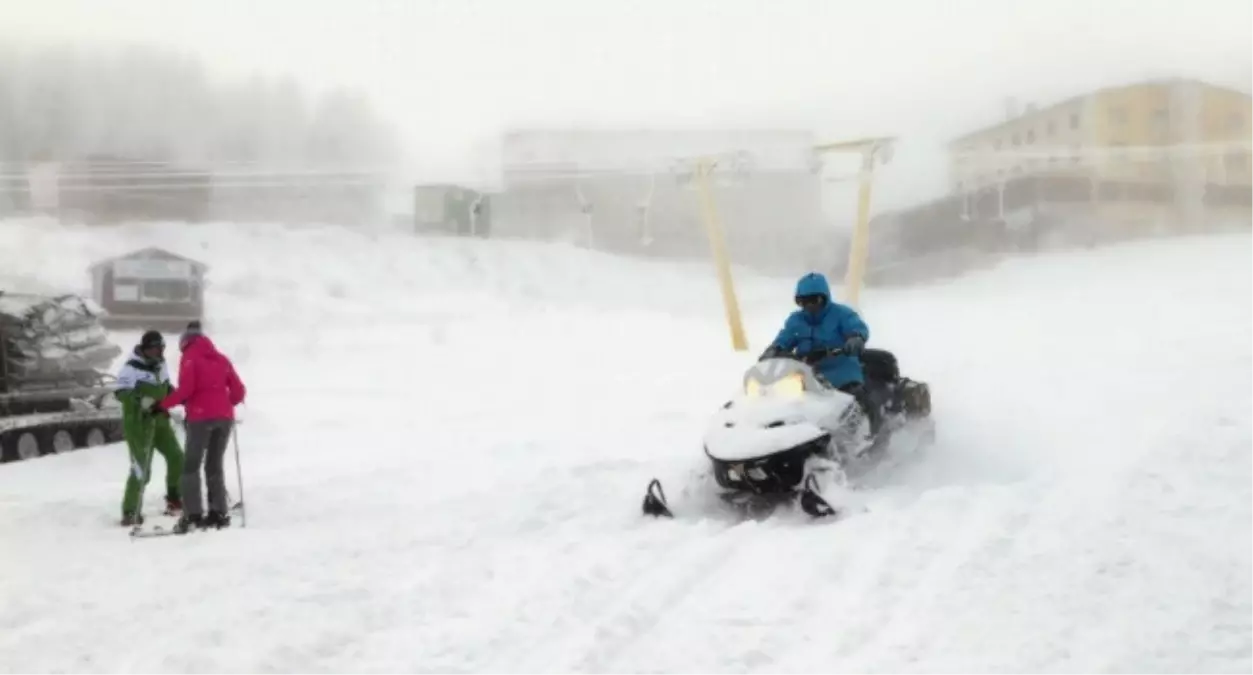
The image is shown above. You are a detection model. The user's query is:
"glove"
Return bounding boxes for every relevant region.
[842,334,866,357]
[150,402,169,417]
[140,396,155,410]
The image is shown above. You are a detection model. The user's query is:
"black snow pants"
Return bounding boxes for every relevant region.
[838,382,883,435]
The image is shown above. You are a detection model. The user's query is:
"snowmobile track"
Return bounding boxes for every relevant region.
[496,528,751,675]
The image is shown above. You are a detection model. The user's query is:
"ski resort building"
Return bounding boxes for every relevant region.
[864,78,1251,287]
[88,247,207,332]
[484,128,835,274]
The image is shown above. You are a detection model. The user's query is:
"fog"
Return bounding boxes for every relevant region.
[6,0,1249,196]
[0,44,399,171]
[0,0,1249,264]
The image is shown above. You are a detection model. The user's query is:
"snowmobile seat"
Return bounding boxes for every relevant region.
[860,348,900,383]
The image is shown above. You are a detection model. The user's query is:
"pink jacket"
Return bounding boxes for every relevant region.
[159,335,246,421]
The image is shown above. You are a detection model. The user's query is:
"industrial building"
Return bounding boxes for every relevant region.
[482,128,835,274]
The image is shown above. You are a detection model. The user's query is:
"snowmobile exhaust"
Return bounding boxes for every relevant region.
[641,478,673,518]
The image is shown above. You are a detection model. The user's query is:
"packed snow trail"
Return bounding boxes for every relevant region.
[0,220,1248,673]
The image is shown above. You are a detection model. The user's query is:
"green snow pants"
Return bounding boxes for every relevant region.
[122,414,185,517]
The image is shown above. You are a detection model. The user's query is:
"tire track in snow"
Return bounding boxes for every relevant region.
[588,476,1030,671]
[502,522,749,672]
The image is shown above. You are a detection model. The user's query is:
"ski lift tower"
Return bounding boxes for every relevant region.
[813,136,896,309]
[671,150,755,353]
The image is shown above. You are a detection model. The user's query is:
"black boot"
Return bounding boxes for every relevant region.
[121,512,144,527]
[173,513,203,534]
[203,511,232,529]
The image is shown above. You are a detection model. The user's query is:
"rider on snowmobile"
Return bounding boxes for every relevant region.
[758,272,882,433]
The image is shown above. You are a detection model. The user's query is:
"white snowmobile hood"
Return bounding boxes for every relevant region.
[704,420,828,462]
[703,388,854,462]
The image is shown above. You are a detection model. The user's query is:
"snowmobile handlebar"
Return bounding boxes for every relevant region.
[798,347,845,365]
[762,347,845,365]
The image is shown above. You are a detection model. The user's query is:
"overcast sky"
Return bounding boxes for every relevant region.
[4,0,1250,210]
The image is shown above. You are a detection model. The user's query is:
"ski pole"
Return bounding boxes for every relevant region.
[232,423,246,528]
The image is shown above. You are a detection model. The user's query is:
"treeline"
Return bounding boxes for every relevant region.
[0,43,399,172]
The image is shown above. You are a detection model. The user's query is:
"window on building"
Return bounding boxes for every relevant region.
[113,278,193,304]
[1046,121,1056,136]
[1070,112,1081,130]
[1228,112,1245,132]
[1110,106,1129,126]
[1026,130,1036,143]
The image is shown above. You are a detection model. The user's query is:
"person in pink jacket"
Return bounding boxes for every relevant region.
[154,321,246,532]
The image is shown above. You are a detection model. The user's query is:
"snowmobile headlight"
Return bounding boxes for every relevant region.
[771,373,805,398]
[745,377,763,397]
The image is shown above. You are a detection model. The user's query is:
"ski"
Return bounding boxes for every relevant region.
[128,523,232,539]
[128,526,180,538]
[121,489,244,539]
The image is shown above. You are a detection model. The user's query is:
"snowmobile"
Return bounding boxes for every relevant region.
[640,347,933,521]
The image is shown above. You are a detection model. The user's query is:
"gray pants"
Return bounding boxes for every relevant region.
[181,419,234,517]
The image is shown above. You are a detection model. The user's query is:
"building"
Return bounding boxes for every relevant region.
[484,128,835,273]
[32,155,213,224]
[413,184,491,237]
[949,78,1250,192]
[7,155,386,226]
[88,247,207,332]
[863,78,1251,287]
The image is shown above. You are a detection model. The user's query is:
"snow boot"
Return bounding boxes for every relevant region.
[203,511,231,530]
[173,513,203,534]
[121,512,144,527]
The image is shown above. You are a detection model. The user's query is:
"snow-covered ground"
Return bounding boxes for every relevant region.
[1,218,1249,673]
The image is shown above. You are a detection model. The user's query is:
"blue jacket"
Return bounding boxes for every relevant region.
[768,272,869,388]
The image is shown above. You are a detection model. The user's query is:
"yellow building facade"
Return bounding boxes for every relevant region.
[950,79,1249,190]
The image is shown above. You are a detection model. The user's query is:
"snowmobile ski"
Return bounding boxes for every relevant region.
[641,478,673,518]
[798,474,839,518]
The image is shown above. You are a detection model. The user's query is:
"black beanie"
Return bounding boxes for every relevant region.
[139,330,165,350]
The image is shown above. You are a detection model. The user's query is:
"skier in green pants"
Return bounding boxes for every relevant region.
[115,330,185,526]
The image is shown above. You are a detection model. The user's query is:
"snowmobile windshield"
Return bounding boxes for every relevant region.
[746,371,805,398]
